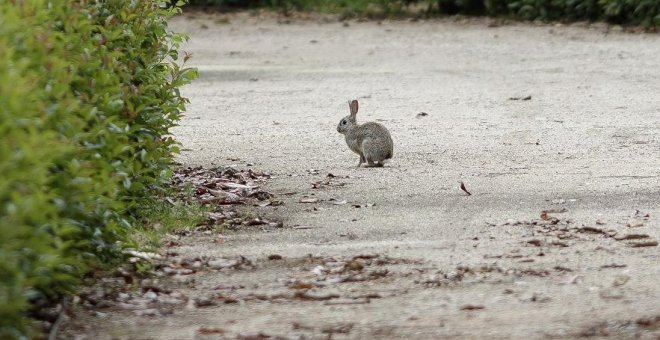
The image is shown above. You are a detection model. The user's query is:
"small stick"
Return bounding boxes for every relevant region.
[324,298,370,305]
[48,298,68,340]
[292,225,317,230]
[459,181,472,196]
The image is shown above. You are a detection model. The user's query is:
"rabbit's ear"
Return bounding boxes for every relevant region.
[349,100,359,116]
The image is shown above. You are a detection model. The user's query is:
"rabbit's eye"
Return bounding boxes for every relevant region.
[342,120,347,125]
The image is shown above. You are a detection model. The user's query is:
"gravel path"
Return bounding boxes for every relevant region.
[66,13,660,339]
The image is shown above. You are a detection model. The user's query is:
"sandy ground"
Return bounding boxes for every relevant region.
[65,13,660,339]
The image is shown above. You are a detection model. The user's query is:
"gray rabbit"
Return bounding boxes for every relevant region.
[337,99,393,167]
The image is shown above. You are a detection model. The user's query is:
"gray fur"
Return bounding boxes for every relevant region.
[337,100,394,167]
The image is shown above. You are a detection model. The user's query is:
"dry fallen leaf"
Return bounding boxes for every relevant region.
[625,220,645,228]
[292,322,315,331]
[600,263,626,269]
[294,291,339,301]
[508,95,532,101]
[321,322,354,335]
[578,226,607,234]
[197,327,225,335]
[459,181,472,196]
[613,234,649,241]
[352,203,375,208]
[217,182,258,190]
[551,240,569,247]
[628,240,658,247]
[257,199,284,207]
[324,298,370,305]
[246,218,268,226]
[292,225,316,230]
[526,239,542,247]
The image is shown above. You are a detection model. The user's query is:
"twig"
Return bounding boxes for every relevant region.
[460,304,485,310]
[292,225,317,230]
[48,297,69,340]
[324,298,370,305]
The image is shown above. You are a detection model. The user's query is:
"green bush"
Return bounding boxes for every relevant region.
[187,0,660,26]
[599,0,660,25]
[0,0,196,337]
[479,0,603,20]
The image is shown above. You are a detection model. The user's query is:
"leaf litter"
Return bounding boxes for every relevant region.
[173,166,273,205]
[485,209,657,293]
[508,95,532,101]
[498,209,657,250]
[311,173,349,189]
[65,164,659,339]
[172,166,284,231]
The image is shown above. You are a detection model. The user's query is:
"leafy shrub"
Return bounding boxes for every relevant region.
[480,0,603,21]
[0,0,196,337]
[482,0,658,24]
[600,0,660,25]
[438,0,486,15]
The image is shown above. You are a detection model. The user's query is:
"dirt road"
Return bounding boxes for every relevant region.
[67,13,660,339]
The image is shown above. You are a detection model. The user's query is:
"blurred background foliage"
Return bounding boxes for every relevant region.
[187,0,660,26]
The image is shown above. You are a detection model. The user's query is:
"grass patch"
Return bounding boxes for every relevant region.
[237,207,258,221]
[129,198,211,252]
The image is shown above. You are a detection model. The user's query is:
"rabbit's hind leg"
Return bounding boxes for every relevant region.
[362,139,384,168]
[364,157,383,168]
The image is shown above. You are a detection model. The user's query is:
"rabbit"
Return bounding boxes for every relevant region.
[337,99,393,167]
